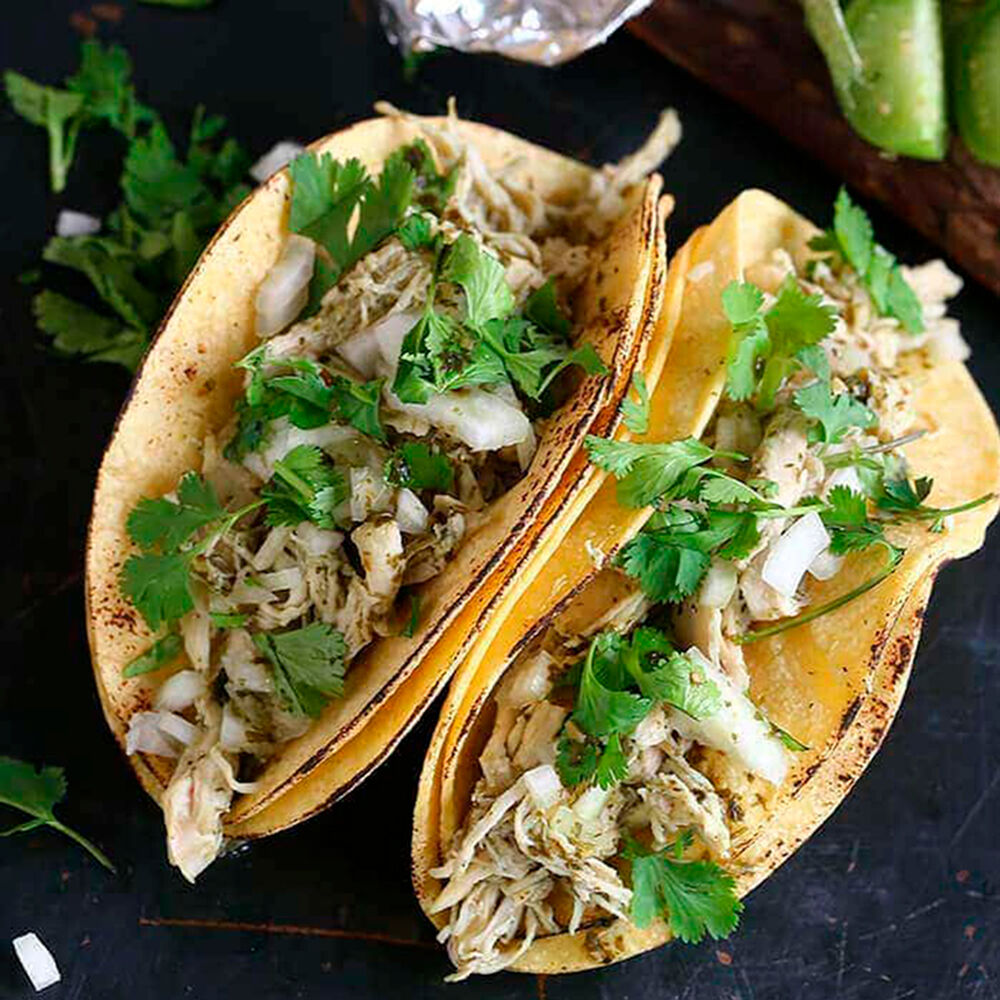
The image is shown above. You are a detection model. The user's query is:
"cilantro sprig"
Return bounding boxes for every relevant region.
[810,188,924,334]
[252,622,346,718]
[625,832,742,942]
[392,235,605,406]
[723,277,837,409]
[0,757,114,871]
[226,353,385,461]
[261,445,348,529]
[8,41,251,368]
[794,378,876,444]
[556,629,720,789]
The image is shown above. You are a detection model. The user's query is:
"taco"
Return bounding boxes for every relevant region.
[85,104,678,880]
[412,188,1000,978]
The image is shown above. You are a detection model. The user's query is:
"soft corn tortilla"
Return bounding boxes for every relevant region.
[86,115,667,828]
[411,189,1000,973]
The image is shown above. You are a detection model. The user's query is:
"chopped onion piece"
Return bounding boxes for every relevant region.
[245,420,358,481]
[154,670,206,713]
[254,235,315,338]
[390,387,532,452]
[699,559,738,609]
[13,933,60,992]
[523,764,562,810]
[294,523,343,557]
[927,320,970,363]
[516,423,537,471]
[249,140,305,182]
[669,648,788,784]
[56,209,100,237]
[126,712,180,757]
[156,712,199,747]
[396,488,429,534]
[349,466,393,522]
[339,310,420,378]
[573,786,612,822]
[761,512,831,599]
[219,703,249,752]
[808,548,844,581]
[499,651,553,708]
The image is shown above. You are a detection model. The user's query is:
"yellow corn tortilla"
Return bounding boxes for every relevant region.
[85,114,669,832]
[411,189,1000,973]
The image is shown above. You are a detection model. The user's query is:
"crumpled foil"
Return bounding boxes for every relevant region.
[379,0,655,66]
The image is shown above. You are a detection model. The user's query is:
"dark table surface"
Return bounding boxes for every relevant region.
[1,3,998,998]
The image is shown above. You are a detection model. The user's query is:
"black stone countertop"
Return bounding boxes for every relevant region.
[1,3,997,998]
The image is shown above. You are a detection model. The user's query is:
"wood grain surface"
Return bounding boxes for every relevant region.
[631,0,1000,297]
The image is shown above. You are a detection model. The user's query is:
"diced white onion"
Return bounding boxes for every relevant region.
[125,712,181,758]
[573,786,612,822]
[808,548,844,581]
[252,526,292,570]
[293,523,343,557]
[219,703,249,752]
[56,209,100,238]
[244,419,358,481]
[156,712,199,747]
[338,310,421,379]
[249,140,305,182]
[349,466,393,522]
[761,512,831,599]
[395,488,429,534]
[523,764,562,810]
[390,387,532,452]
[154,670,206,713]
[254,235,315,339]
[499,651,554,708]
[669,648,788,784]
[13,933,61,992]
[926,320,970,363]
[699,559,738,609]
[686,260,715,283]
[516,423,537,472]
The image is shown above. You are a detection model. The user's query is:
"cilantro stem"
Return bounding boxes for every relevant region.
[734,542,904,644]
[753,503,830,520]
[194,498,266,556]
[883,492,996,523]
[47,819,116,872]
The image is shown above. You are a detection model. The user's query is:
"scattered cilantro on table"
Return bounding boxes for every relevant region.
[0,757,114,871]
[5,40,251,369]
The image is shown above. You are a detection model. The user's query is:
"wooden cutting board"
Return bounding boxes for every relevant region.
[631,0,1000,298]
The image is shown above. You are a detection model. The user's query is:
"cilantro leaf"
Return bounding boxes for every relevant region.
[33,290,145,368]
[330,376,386,442]
[556,733,599,787]
[440,234,514,327]
[627,642,722,720]
[399,593,422,638]
[793,378,876,443]
[573,634,653,739]
[121,551,195,630]
[617,507,759,603]
[4,71,84,191]
[594,733,630,789]
[810,188,924,333]
[122,632,183,678]
[385,442,455,493]
[0,757,114,871]
[585,437,717,508]
[127,472,226,552]
[626,839,742,941]
[397,213,434,251]
[821,485,885,554]
[253,622,347,717]
[877,475,933,514]
[723,277,836,408]
[622,372,650,435]
[389,139,457,215]
[66,41,152,138]
[262,445,348,529]
[524,279,571,338]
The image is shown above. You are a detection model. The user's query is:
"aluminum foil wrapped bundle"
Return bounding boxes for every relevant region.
[379,0,655,66]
